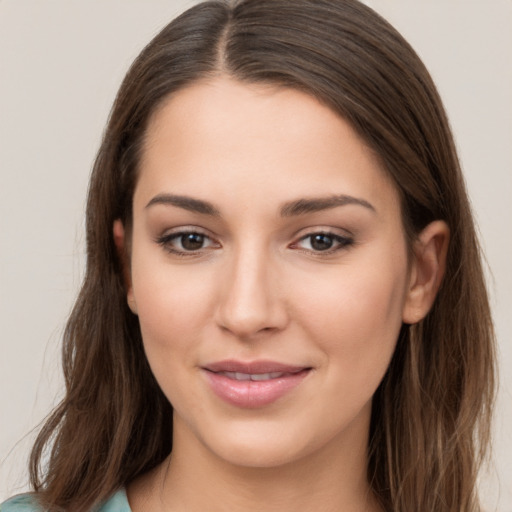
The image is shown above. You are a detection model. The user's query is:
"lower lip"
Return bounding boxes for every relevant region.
[203,369,310,409]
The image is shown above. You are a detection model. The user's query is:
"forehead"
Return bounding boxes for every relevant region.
[136,76,400,219]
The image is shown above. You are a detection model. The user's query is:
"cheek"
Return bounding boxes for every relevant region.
[291,249,408,381]
[130,263,215,411]
[129,248,218,382]
[135,285,188,352]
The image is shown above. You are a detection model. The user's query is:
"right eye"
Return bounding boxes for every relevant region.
[290,231,354,255]
[156,230,219,255]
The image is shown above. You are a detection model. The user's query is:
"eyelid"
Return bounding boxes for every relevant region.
[158,224,211,237]
[289,228,355,255]
[154,225,354,257]
[155,226,221,256]
[291,224,354,238]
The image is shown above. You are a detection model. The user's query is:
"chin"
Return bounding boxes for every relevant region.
[213,437,310,469]
[192,414,358,470]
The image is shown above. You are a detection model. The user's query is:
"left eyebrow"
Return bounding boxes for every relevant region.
[145,194,221,216]
[280,194,376,217]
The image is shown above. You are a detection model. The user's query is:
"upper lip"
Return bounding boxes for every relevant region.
[203,359,309,374]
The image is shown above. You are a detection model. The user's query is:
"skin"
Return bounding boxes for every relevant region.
[116,77,448,512]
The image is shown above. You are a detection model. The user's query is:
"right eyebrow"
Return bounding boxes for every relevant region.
[280,194,376,217]
[145,194,221,216]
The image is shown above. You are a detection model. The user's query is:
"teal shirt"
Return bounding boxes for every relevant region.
[0,489,131,512]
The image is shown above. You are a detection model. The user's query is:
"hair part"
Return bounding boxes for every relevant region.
[29,1,495,511]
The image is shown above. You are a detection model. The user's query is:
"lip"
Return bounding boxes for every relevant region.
[202,359,311,409]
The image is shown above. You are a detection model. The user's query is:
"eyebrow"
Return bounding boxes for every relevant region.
[280,195,376,216]
[145,193,376,217]
[145,194,221,216]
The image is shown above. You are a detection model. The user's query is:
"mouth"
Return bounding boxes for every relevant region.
[202,360,312,408]
[213,371,294,381]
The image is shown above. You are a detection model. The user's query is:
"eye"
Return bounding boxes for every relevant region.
[178,233,208,251]
[293,232,353,254]
[156,230,219,255]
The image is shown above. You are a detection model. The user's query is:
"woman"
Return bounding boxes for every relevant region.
[1,0,495,511]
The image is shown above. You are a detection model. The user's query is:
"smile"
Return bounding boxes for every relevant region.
[202,360,311,409]
[216,371,288,381]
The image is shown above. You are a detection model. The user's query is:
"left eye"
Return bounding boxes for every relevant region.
[295,233,353,252]
[157,231,217,253]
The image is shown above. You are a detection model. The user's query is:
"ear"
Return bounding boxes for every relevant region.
[113,219,138,315]
[402,220,450,325]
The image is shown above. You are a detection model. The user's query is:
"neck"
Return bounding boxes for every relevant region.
[130,410,381,512]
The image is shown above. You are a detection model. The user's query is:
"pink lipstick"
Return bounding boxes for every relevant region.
[202,360,311,408]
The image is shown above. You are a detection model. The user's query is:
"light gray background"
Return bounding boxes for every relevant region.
[1,1,511,509]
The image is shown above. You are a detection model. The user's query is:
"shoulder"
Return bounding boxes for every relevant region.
[97,489,132,512]
[0,494,42,512]
[1,489,131,512]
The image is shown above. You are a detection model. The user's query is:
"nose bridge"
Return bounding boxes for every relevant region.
[216,239,286,337]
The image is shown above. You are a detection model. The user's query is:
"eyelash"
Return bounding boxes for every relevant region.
[156,229,219,257]
[291,231,354,255]
[156,229,354,257]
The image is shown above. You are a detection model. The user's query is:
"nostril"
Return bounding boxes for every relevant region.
[214,263,289,337]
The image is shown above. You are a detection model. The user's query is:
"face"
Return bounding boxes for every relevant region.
[123,77,414,469]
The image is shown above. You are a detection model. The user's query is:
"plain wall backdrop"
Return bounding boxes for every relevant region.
[1,1,511,509]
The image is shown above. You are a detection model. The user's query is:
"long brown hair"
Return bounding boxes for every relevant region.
[29,1,495,510]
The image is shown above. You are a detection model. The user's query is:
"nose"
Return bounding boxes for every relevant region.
[215,245,289,339]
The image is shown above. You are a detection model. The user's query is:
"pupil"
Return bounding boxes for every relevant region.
[182,233,204,250]
[311,234,333,251]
